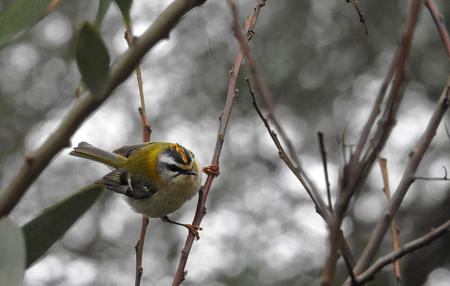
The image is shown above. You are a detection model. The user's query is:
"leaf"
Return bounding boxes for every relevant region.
[22,184,104,268]
[114,0,133,28]
[0,0,57,50]
[75,22,110,98]
[94,0,113,29]
[0,217,25,286]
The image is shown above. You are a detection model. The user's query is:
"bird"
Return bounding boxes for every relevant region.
[69,141,218,238]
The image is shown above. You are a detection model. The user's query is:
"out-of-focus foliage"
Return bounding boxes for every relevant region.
[0,0,449,285]
[23,184,104,268]
[0,217,25,286]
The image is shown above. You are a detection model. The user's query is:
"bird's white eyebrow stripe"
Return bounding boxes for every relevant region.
[159,154,178,166]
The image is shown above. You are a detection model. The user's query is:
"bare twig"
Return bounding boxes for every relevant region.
[374,151,401,280]
[345,0,368,35]
[415,166,450,181]
[247,78,356,283]
[318,132,333,212]
[352,76,450,277]
[355,218,450,284]
[134,216,149,286]
[228,0,325,216]
[247,79,325,217]
[336,0,422,221]
[171,1,266,284]
[423,0,450,58]
[125,31,152,142]
[124,25,152,286]
[0,0,207,217]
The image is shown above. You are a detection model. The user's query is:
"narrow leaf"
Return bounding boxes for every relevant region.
[94,0,113,29]
[0,217,25,286]
[75,22,110,98]
[0,0,57,49]
[22,184,104,268]
[114,0,132,28]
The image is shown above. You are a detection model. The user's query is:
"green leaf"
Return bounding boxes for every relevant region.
[75,22,110,98]
[114,0,133,28]
[22,184,104,268]
[0,217,25,286]
[0,0,57,50]
[94,0,113,29]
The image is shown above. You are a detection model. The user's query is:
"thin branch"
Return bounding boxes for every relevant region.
[125,31,152,142]
[415,165,450,181]
[247,79,325,217]
[171,1,266,284]
[124,25,152,286]
[248,78,356,283]
[352,76,450,277]
[318,132,333,212]
[228,0,326,217]
[374,151,401,280]
[0,0,207,217]
[345,0,368,35]
[355,218,450,284]
[336,0,422,221]
[423,0,450,59]
[134,216,149,286]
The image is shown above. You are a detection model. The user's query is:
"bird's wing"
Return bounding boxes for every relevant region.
[96,168,157,199]
[113,142,155,158]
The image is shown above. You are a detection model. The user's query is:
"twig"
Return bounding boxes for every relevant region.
[134,216,149,286]
[247,79,324,216]
[228,0,326,216]
[125,31,152,142]
[318,132,333,212]
[0,0,207,217]
[415,166,450,181]
[124,25,152,286]
[352,76,450,277]
[374,150,401,280]
[248,78,356,283]
[354,218,450,284]
[423,0,450,59]
[171,1,266,284]
[336,0,422,222]
[345,0,368,35]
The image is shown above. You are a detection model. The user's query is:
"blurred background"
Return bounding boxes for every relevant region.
[0,0,449,285]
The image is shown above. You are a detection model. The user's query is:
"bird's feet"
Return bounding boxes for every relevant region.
[202,164,220,177]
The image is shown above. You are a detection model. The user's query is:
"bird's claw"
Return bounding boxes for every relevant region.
[203,164,220,177]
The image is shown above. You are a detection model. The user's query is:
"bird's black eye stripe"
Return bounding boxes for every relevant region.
[166,164,184,173]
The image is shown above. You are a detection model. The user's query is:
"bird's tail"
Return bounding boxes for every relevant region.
[69,142,126,168]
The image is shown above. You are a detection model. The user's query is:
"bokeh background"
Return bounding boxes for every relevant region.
[0,0,449,285]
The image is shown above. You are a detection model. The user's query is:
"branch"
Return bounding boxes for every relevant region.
[318,132,333,212]
[415,166,450,181]
[374,151,401,280]
[355,218,450,284]
[0,0,206,217]
[228,0,326,217]
[171,1,267,284]
[336,0,422,220]
[352,76,450,276]
[124,25,152,286]
[423,0,450,59]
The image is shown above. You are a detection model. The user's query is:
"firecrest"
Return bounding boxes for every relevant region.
[70,141,215,237]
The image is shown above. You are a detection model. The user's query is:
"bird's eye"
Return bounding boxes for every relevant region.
[166,164,182,172]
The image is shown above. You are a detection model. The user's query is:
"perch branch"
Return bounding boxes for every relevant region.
[171,1,267,284]
[124,25,152,286]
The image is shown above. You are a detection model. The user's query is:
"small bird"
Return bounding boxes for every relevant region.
[70,141,213,238]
